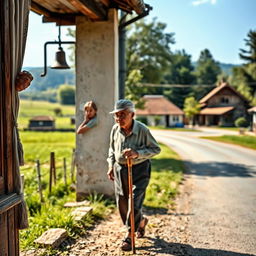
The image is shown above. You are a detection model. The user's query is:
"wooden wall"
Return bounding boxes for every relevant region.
[0,0,20,255]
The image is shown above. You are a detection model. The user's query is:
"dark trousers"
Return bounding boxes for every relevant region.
[114,160,151,232]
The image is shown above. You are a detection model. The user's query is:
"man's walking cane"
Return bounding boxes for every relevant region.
[127,158,136,254]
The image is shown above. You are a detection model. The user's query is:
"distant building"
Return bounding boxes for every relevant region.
[198,83,250,126]
[28,116,55,131]
[136,95,184,127]
[248,106,256,133]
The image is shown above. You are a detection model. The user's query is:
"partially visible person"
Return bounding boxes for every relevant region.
[107,99,161,251]
[77,101,97,134]
[15,70,33,92]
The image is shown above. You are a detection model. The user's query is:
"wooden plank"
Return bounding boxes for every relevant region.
[31,1,52,17]
[14,206,19,256]
[69,0,99,19]
[0,177,4,195]
[43,14,76,25]
[8,208,16,256]
[0,211,8,256]
[3,0,14,194]
[0,193,22,215]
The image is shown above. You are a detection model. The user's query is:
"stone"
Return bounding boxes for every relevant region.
[71,206,93,221]
[64,200,90,208]
[34,228,68,248]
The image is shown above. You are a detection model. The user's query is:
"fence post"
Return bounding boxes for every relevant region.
[63,157,67,185]
[36,160,43,203]
[71,148,75,182]
[50,152,56,186]
[21,174,25,193]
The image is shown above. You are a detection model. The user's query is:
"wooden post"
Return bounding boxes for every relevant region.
[36,160,43,203]
[50,152,56,186]
[21,174,25,193]
[63,157,67,185]
[70,148,75,182]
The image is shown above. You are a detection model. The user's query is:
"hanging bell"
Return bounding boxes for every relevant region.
[51,47,70,69]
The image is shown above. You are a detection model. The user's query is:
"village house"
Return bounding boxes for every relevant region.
[136,95,184,127]
[198,82,250,126]
[28,116,55,131]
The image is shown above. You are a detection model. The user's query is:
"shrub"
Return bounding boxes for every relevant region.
[235,117,248,128]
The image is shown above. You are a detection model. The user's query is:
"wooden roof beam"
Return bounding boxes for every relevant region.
[69,0,107,20]
[42,14,76,25]
[31,1,52,17]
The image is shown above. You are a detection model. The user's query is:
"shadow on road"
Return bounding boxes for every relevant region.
[183,160,256,177]
[138,237,255,256]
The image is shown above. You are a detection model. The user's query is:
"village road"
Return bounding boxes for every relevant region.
[151,129,256,255]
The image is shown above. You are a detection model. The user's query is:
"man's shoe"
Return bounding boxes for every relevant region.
[121,237,131,251]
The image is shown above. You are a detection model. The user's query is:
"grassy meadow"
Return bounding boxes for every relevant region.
[19,100,184,254]
[18,99,75,130]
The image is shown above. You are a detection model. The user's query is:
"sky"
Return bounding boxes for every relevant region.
[23,0,256,67]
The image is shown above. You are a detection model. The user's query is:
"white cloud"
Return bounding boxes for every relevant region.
[192,0,217,6]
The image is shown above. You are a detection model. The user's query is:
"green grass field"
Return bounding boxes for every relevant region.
[201,135,256,150]
[18,100,184,253]
[18,100,75,130]
[20,130,184,252]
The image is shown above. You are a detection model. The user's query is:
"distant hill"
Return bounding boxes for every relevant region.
[22,67,75,92]
[22,62,239,93]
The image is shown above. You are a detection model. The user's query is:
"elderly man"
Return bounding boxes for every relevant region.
[107,99,161,251]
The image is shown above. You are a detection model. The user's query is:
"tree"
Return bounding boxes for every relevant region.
[183,96,201,126]
[193,49,221,99]
[125,69,146,109]
[239,30,256,63]
[126,18,175,84]
[58,84,75,105]
[231,30,256,105]
[164,50,195,108]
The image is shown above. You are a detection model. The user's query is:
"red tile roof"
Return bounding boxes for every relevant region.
[136,95,184,115]
[199,83,248,104]
[29,116,55,121]
[248,106,256,112]
[200,106,234,115]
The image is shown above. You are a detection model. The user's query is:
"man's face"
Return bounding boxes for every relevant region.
[114,109,133,129]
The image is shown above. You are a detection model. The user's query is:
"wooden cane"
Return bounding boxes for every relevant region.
[127,157,136,254]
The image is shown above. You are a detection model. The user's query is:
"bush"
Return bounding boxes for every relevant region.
[235,117,248,128]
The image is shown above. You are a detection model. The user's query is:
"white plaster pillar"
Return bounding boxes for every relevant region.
[75,9,118,199]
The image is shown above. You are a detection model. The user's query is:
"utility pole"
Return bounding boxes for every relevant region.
[119,11,126,99]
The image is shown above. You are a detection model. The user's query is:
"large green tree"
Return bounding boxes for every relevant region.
[193,49,221,99]
[163,50,195,108]
[126,18,175,84]
[231,30,256,105]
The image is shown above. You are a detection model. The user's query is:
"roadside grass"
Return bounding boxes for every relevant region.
[201,135,256,150]
[149,126,201,132]
[144,143,184,209]
[20,131,184,253]
[19,131,114,251]
[18,100,75,130]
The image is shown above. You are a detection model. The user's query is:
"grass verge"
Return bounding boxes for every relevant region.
[20,132,184,254]
[144,143,184,209]
[201,135,256,150]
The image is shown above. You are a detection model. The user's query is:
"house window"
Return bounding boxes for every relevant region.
[221,97,229,104]
[172,116,179,122]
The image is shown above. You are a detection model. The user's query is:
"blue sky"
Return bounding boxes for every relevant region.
[23,0,256,67]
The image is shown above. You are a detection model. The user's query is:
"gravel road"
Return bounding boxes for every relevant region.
[152,129,256,255]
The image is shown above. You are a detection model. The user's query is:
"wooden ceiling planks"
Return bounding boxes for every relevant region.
[31,0,145,24]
